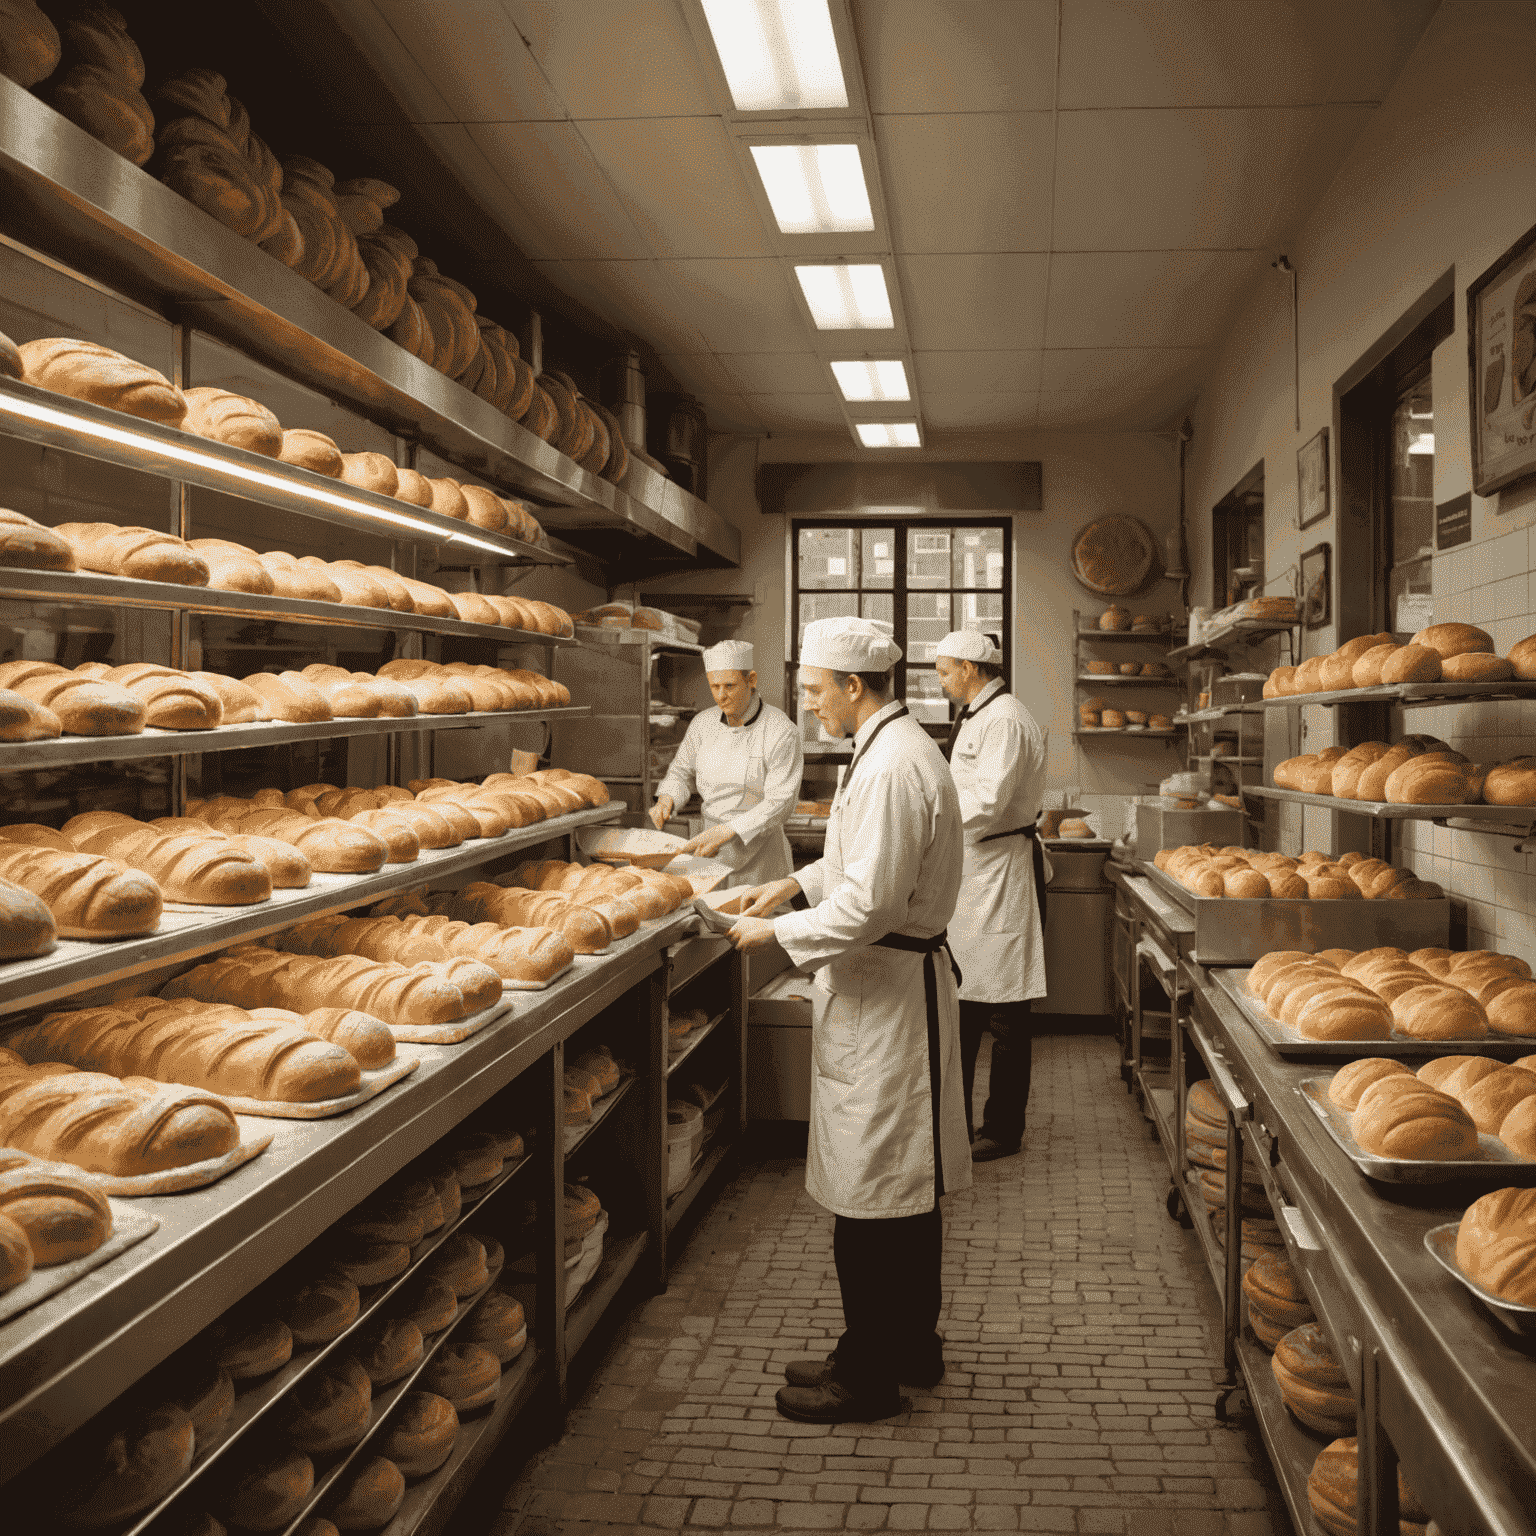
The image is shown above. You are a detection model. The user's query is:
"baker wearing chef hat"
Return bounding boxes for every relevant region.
[729,615,970,1424]
[649,639,803,889]
[934,629,1048,1162]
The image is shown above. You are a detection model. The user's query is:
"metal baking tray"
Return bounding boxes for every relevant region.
[1424,1223,1536,1340]
[1209,967,1536,1060]
[1298,1079,1536,1183]
[1143,860,1450,965]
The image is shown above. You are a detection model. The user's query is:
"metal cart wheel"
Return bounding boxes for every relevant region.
[1214,1383,1251,1422]
[1165,1183,1192,1227]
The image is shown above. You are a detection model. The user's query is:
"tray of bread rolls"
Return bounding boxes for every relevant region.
[1140,859,1450,965]
[1298,1074,1536,1183]
[1209,959,1536,1059]
[1423,1208,1536,1339]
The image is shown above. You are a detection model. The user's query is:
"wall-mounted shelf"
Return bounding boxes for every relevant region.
[1075,626,1175,645]
[1262,678,1536,709]
[1076,675,1180,688]
[1074,728,1184,740]
[573,626,705,656]
[0,567,579,646]
[1168,619,1297,665]
[1244,784,1536,827]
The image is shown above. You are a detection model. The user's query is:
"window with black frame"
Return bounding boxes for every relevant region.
[790,518,1011,751]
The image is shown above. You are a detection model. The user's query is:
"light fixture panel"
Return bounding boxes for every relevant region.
[700,0,848,112]
[795,264,894,330]
[750,143,873,234]
[831,359,910,402]
[855,422,921,448]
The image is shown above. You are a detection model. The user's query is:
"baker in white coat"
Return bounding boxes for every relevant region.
[729,616,970,1425]
[934,630,1049,1161]
[648,640,803,888]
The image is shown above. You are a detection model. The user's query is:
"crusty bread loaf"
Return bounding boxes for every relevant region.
[420,1341,500,1411]
[64,812,272,905]
[389,913,575,984]
[55,521,209,585]
[1350,643,1401,687]
[1380,643,1442,684]
[1442,651,1515,682]
[1455,1187,1536,1306]
[0,660,148,736]
[282,1356,372,1455]
[0,1150,113,1263]
[0,875,57,959]
[62,1404,196,1528]
[1412,621,1494,660]
[1308,1436,1428,1536]
[0,507,76,573]
[1384,755,1476,805]
[1456,1065,1536,1133]
[326,1455,405,1530]
[433,881,613,954]
[393,467,434,506]
[1327,1057,1412,1110]
[19,338,184,424]
[18,999,363,1102]
[278,427,344,477]
[0,1208,32,1292]
[77,662,225,730]
[219,1445,315,1532]
[181,386,282,456]
[195,802,391,873]
[0,834,162,936]
[1389,982,1489,1039]
[349,1317,425,1387]
[1510,634,1536,681]
[1352,1076,1478,1158]
[188,537,275,594]
[190,671,266,724]
[1483,759,1536,806]
[340,452,399,497]
[241,670,334,723]
[377,1391,458,1478]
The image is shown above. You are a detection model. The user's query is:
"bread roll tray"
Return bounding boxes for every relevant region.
[0,1202,158,1326]
[1423,1223,1536,1339]
[1142,861,1450,964]
[1209,967,1536,1059]
[1298,1079,1536,1184]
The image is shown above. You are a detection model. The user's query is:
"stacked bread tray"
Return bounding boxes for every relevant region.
[1422,1223,1536,1340]
[1140,861,1450,964]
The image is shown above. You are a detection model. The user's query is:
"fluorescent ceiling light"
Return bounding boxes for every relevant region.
[750,144,872,234]
[831,360,909,402]
[795,265,893,329]
[855,422,920,448]
[701,0,848,111]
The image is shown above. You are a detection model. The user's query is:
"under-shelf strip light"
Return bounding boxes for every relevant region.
[0,388,521,560]
[751,144,873,233]
[855,422,920,448]
[794,264,893,329]
[701,0,848,112]
[831,360,909,401]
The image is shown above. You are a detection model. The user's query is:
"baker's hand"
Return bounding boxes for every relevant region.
[728,915,779,952]
[681,823,737,859]
[648,796,674,831]
[732,877,801,919]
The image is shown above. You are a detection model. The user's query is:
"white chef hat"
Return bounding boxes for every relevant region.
[800,615,902,671]
[702,640,755,673]
[936,630,1001,663]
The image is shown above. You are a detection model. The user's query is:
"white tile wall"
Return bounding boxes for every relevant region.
[1395,534,1536,969]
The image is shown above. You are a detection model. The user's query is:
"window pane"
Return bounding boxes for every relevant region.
[1390,373,1433,631]
[908,528,950,588]
[798,592,857,656]
[860,592,893,628]
[860,528,895,589]
[953,591,1004,635]
[906,591,951,663]
[952,527,1004,589]
[905,667,949,724]
[798,527,858,590]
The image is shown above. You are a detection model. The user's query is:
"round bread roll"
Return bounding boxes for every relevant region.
[400,1276,458,1335]
[1380,643,1442,684]
[1498,1096,1536,1157]
[170,1363,236,1453]
[1510,634,1536,680]
[283,1357,373,1455]
[1411,621,1494,660]
[278,429,344,478]
[339,452,399,497]
[1117,661,1141,676]
[1442,651,1514,682]
[1270,1322,1354,1436]
[1293,990,1393,1042]
[350,1316,425,1386]
[63,1405,197,1527]
[328,1236,412,1287]
[1487,983,1536,1037]
[1307,1436,1428,1536]
[421,1341,501,1412]
[1303,874,1360,900]
[378,1391,459,1479]
[1483,759,1536,806]
[1291,656,1328,693]
[1221,868,1269,899]
[326,1456,405,1530]
[1352,1078,1478,1159]
[445,1130,505,1188]
[1418,1054,1497,1091]
[220,1446,315,1532]
[1350,643,1401,687]
[1265,664,1296,696]
[1328,1057,1412,1110]
[393,467,434,507]
[1390,984,1489,1039]
[427,1231,489,1298]
[1098,605,1131,631]
[1241,1250,1313,1330]
[427,478,469,521]
[1455,1186,1536,1305]
[211,1315,293,1380]
[284,1269,361,1345]
[465,1288,527,1361]
[1099,709,1125,729]
[1458,1066,1536,1134]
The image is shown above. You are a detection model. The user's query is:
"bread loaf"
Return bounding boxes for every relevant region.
[1483,758,1536,806]
[378,1391,458,1478]
[1271,1323,1353,1435]
[1380,644,1442,684]
[1350,643,1401,687]
[20,338,183,423]
[0,834,162,936]
[1327,1057,1412,1110]
[187,538,275,594]
[1307,1436,1428,1536]
[1412,621,1494,660]
[79,662,225,730]
[278,427,344,477]
[427,1231,488,1297]
[210,1314,292,1379]
[62,1405,196,1528]
[327,1456,405,1531]
[1384,755,1476,805]
[339,452,399,497]
[421,1342,500,1412]
[284,1267,360,1345]
[0,508,74,574]
[219,1446,315,1532]
[349,1317,425,1386]
[1456,1065,1536,1133]
[1352,1076,1478,1158]
[64,812,271,904]
[55,521,208,585]
[283,1356,372,1455]
[181,386,283,455]
[1442,651,1515,681]
[0,1208,32,1292]
[0,1152,112,1262]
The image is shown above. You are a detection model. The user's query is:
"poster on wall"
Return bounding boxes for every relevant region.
[1297,428,1329,529]
[1468,219,1536,496]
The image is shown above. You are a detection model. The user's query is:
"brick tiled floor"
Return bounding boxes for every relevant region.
[490,1032,1294,1535]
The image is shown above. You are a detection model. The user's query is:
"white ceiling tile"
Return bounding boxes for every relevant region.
[877,113,1054,255]
[466,122,653,259]
[1058,0,1440,110]
[659,260,810,353]
[899,255,1050,351]
[1260,104,1377,247]
[718,353,832,394]
[743,393,848,429]
[1035,390,1187,432]
[654,352,741,394]
[503,0,717,118]
[577,118,773,259]
[1052,107,1349,252]
[313,0,459,123]
[1040,347,1207,395]
[921,392,1040,431]
[1045,250,1267,348]
[538,260,709,352]
[695,393,766,433]
[367,0,566,120]
[855,0,1059,113]
[913,350,1043,394]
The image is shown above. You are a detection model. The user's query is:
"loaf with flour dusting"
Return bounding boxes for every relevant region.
[63,812,272,905]
[0,830,162,936]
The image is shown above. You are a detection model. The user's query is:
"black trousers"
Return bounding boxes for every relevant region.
[832,1208,943,1396]
[958,998,1033,1147]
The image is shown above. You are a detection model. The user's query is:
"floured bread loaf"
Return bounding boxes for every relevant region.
[0,831,163,936]
[20,339,185,425]
[181,386,283,455]
[279,427,344,476]
[54,521,208,584]
[0,508,77,571]
[0,1149,113,1263]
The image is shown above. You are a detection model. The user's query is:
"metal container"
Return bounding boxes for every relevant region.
[600,349,648,454]
[1043,888,1113,1014]
[1424,1225,1536,1340]
[1212,672,1267,707]
[1042,840,1111,891]
[1135,804,1246,861]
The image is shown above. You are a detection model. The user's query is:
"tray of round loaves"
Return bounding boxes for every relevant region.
[1298,1067,1536,1184]
[1209,957,1536,1060]
[1423,1189,1536,1339]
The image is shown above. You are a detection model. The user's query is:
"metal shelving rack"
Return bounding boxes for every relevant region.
[1073,611,1185,749]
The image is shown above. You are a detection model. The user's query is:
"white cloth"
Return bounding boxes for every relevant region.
[774,701,972,1218]
[703,640,754,673]
[655,693,802,887]
[946,679,1049,1004]
[800,615,902,672]
[936,630,1000,663]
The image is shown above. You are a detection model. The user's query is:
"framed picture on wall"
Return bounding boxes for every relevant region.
[1468,217,1536,496]
[1300,542,1331,629]
[1297,428,1330,529]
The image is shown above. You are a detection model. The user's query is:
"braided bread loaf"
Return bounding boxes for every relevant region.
[0,1045,241,1173]
[0,829,163,936]
[13,1003,362,1102]
[63,812,273,905]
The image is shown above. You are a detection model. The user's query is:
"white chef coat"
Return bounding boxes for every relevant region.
[946,679,1049,1004]
[774,701,972,1219]
[656,692,802,888]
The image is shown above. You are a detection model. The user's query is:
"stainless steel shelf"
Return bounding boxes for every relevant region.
[0,705,590,771]
[1234,1334,1330,1536]
[562,1074,635,1160]
[1262,678,1536,709]
[665,1137,732,1233]
[0,905,690,1476]
[573,627,705,655]
[0,567,578,645]
[0,803,619,1015]
[0,77,739,572]
[1168,619,1297,664]
[1075,675,1180,687]
[666,1010,728,1080]
[1179,703,1267,722]
[565,1229,649,1358]
[0,376,565,569]
[1075,628,1175,645]
[1245,785,1536,824]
